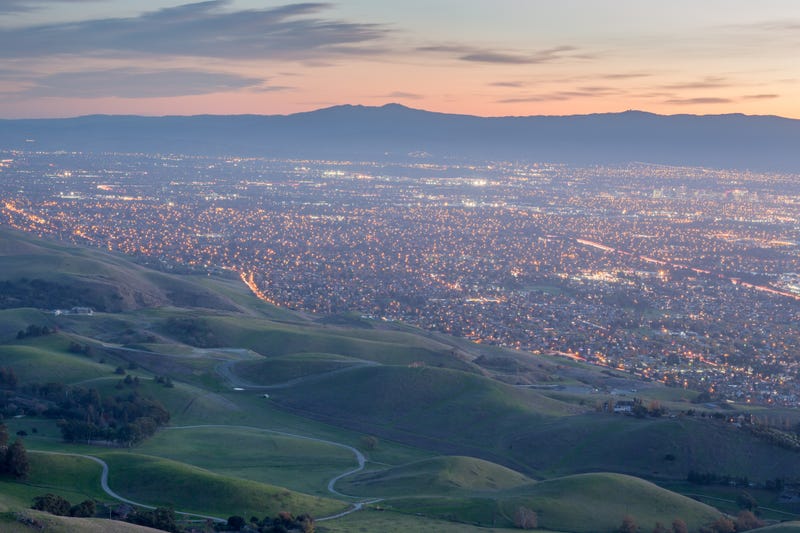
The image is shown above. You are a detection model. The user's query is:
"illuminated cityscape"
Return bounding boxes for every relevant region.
[3,150,800,405]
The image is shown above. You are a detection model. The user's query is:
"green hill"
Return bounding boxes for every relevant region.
[4,228,800,531]
[340,455,532,496]
[384,472,722,532]
[99,452,346,519]
[0,228,244,313]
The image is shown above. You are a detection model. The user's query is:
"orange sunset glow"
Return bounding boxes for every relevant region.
[0,0,799,118]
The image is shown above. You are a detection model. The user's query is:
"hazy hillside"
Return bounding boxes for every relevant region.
[1,104,799,171]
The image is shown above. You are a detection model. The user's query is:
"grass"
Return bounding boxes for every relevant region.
[320,506,536,532]
[0,340,114,384]
[136,426,355,497]
[158,313,476,371]
[230,352,364,385]
[0,452,107,511]
[753,523,800,532]
[0,308,55,342]
[97,452,347,519]
[382,473,722,532]
[340,456,532,497]
[502,413,800,482]
[0,510,164,533]
[272,365,577,472]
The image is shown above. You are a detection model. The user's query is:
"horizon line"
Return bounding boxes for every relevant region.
[0,103,796,122]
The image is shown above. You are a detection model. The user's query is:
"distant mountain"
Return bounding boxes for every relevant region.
[1,104,799,171]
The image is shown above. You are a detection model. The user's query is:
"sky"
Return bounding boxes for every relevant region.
[0,0,798,118]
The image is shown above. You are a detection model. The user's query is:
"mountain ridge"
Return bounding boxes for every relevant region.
[1,103,799,170]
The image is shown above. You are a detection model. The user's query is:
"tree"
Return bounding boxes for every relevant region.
[0,422,8,448]
[652,522,669,533]
[226,515,246,531]
[736,491,758,511]
[70,499,97,517]
[619,514,638,533]
[671,519,688,533]
[734,510,763,531]
[32,493,71,515]
[513,506,538,529]
[708,516,735,533]
[6,438,29,479]
[360,435,379,451]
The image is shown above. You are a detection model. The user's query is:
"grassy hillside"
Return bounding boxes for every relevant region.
[99,452,346,519]
[0,510,164,533]
[383,473,722,532]
[0,337,113,384]
[0,228,245,313]
[4,228,800,531]
[137,426,355,497]
[270,364,579,466]
[340,456,532,497]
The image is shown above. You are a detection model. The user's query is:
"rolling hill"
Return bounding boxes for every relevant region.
[1,228,800,532]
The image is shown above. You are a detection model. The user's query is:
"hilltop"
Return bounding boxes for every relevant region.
[1,104,799,171]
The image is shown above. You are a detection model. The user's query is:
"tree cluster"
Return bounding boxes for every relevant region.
[619,516,688,533]
[2,378,170,446]
[53,387,170,446]
[127,506,180,532]
[16,324,54,340]
[0,424,29,480]
[163,317,219,348]
[687,470,749,488]
[219,511,315,532]
[0,278,106,311]
[67,341,94,356]
[0,367,18,390]
[31,493,96,517]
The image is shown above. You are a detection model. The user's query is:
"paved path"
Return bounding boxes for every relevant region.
[30,451,226,523]
[215,358,379,391]
[32,423,381,523]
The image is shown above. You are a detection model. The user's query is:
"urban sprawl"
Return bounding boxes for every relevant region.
[3,151,800,405]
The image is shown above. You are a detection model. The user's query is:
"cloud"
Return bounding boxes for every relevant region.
[489,81,525,88]
[497,86,621,104]
[418,44,585,65]
[22,68,265,98]
[0,1,388,60]
[0,0,100,14]
[601,72,652,80]
[386,91,424,100]
[663,97,733,105]
[743,93,779,100]
[662,77,731,90]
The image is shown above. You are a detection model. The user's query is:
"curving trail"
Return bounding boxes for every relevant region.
[32,424,381,523]
[30,451,226,523]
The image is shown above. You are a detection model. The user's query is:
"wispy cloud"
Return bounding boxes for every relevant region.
[662,77,731,90]
[385,91,424,100]
[419,44,587,65]
[0,0,100,14]
[743,93,779,100]
[663,97,733,105]
[489,81,526,88]
[497,86,621,104]
[21,68,265,98]
[0,1,388,60]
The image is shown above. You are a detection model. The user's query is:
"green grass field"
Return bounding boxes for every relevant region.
[382,473,722,532]
[97,452,346,519]
[340,456,533,497]
[230,352,364,385]
[137,426,355,497]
